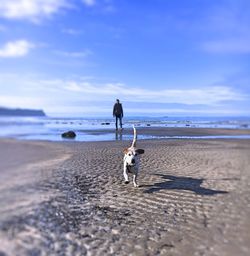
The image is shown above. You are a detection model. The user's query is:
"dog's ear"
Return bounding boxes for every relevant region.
[136,149,145,154]
[123,148,129,154]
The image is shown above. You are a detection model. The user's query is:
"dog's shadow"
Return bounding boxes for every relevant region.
[142,174,228,195]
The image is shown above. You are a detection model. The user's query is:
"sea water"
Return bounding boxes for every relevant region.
[0,116,249,142]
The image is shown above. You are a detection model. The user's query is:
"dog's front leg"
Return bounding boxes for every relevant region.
[123,162,129,184]
[133,171,139,187]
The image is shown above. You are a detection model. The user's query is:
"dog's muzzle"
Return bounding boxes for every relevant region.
[127,159,136,167]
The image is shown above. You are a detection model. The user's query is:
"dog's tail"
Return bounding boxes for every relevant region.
[131,125,137,148]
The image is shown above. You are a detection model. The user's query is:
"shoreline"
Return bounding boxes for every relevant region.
[1,126,250,142]
[79,126,250,136]
[79,126,250,141]
[0,135,250,255]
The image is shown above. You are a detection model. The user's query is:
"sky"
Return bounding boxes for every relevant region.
[0,0,249,117]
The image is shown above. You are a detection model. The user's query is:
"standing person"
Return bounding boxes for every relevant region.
[113,99,123,130]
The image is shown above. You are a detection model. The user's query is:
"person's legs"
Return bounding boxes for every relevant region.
[119,116,123,129]
[115,116,118,130]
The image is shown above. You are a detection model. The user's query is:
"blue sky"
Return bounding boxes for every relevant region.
[0,0,249,117]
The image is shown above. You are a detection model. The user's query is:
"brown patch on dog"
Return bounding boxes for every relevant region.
[123,148,129,154]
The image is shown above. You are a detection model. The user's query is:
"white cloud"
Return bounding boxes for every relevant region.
[61,81,245,105]
[0,95,44,109]
[0,40,34,58]
[0,0,70,22]
[41,79,243,105]
[82,0,96,7]
[64,81,85,91]
[0,74,247,116]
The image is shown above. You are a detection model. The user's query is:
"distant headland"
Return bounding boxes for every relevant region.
[0,107,46,117]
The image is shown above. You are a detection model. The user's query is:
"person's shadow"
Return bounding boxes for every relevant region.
[143,174,228,195]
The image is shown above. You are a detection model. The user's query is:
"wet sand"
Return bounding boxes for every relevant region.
[0,131,250,255]
[80,126,250,137]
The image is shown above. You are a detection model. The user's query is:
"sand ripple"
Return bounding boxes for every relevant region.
[0,140,250,255]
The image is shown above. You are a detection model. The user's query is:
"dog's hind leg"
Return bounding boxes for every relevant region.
[123,163,129,184]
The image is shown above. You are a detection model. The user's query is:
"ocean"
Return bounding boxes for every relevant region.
[0,116,250,142]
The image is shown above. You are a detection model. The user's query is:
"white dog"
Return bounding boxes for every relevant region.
[123,126,144,187]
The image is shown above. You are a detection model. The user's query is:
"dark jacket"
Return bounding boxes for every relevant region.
[113,103,123,117]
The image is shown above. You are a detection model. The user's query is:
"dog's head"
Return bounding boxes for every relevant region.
[124,147,144,166]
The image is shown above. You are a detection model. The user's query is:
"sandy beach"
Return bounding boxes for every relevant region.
[0,128,250,256]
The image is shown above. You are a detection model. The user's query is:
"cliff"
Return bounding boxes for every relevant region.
[0,107,46,117]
